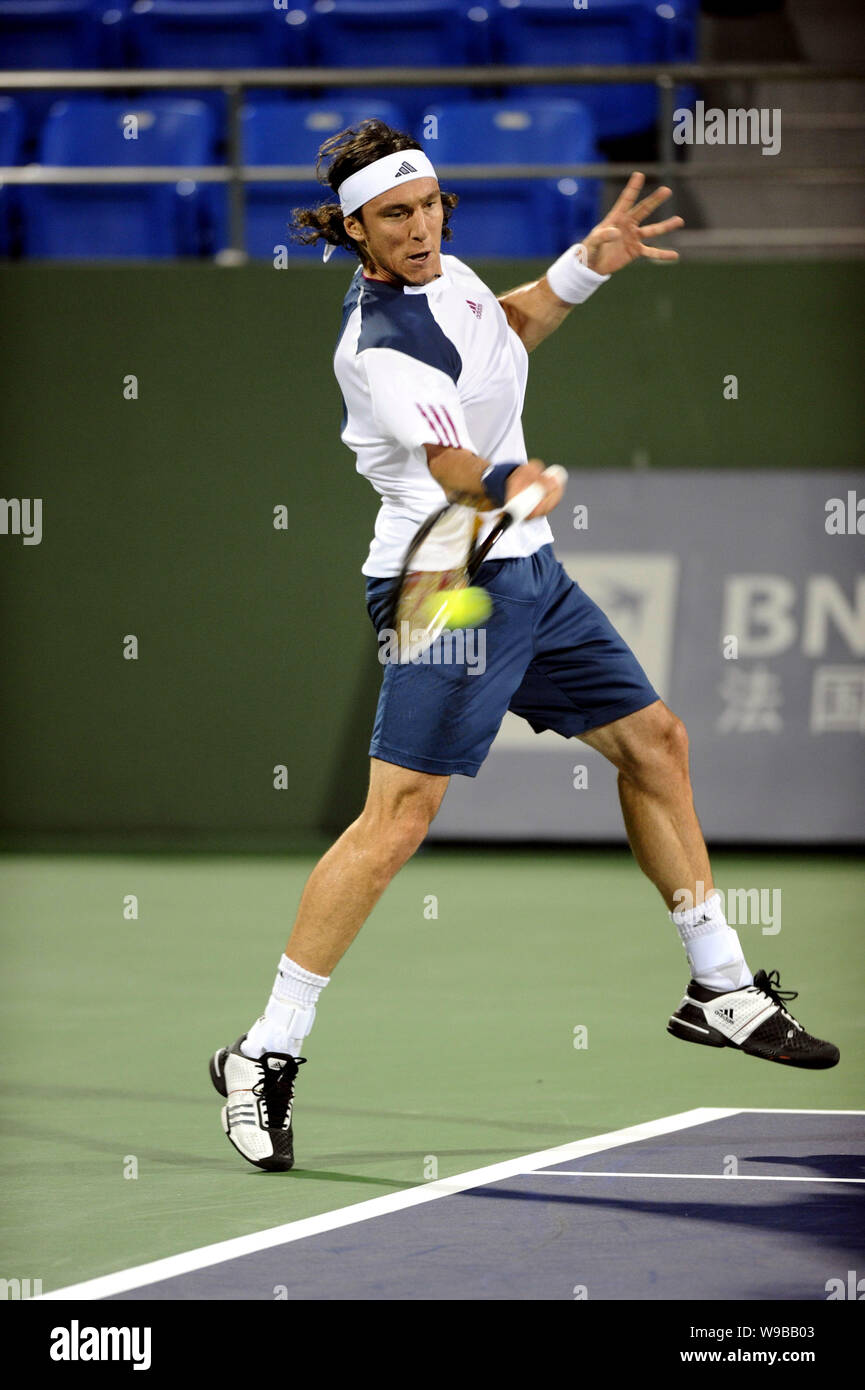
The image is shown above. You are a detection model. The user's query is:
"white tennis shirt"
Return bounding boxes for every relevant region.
[333,253,606,577]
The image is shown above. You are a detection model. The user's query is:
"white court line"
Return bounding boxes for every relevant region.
[40,1106,732,1300]
[535,1172,865,1184]
[732,1108,865,1116]
[39,1106,863,1301]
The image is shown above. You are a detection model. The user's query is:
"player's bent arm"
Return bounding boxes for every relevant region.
[425,444,492,506]
[498,278,575,353]
[424,444,563,519]
[498,245,611,352]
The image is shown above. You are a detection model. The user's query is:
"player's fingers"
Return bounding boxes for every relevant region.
[505,462,562,519]
[606,170,644,218]
[515,459,546,486]
[631,186,673,223]
[640,246,680,260]
[503,460,544,507]
[638,215,684,238]
[527,470,565,520]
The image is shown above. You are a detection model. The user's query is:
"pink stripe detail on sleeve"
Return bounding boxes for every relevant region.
[428,404,459,448]
[438,405,462,449]
[416,403,447,446]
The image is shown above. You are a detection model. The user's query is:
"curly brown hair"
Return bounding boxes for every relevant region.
[290,119,457,268]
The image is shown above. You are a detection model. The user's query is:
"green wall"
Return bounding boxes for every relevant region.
[2,261,863,848]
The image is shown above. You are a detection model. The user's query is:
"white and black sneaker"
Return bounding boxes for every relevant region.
[668,968,839,1069]
[209,1035,306,1170]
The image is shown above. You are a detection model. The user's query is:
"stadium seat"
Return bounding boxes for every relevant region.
[229,96,410,260]
[662,0,699,62]
[492,0,696,140]
[0,96,23,162]
[0,1,126,150]
[0,96,24,254]
[125,0,312,68]
[20,95,217,257]
[310,0,481,65]
[0,0,121,66]
[424,98,602,257]
[125,0,315,141]
[310,1,492,126]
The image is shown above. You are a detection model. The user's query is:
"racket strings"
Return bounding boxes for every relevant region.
[391,505,490,660]
[395,565,468,628]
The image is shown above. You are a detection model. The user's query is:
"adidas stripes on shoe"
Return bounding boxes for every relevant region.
[668,968,839,1069]
[210,1035,306,1170]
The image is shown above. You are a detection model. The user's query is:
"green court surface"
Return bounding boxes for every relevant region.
[1,849,862,1294]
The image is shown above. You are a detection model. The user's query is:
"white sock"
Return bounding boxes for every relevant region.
[670,891,753,992]
[241,955,330,1060]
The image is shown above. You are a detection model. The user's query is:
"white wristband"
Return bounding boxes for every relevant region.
[546,244,610,305]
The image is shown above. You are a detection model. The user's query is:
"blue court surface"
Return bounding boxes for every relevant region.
[43,1107,865,1302]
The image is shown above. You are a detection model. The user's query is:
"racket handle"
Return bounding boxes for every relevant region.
[503,465,568,524]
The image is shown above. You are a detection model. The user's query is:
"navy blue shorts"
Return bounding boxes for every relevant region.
[365,543,659,777]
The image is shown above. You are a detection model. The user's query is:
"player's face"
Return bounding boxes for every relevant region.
[346,178,444,287]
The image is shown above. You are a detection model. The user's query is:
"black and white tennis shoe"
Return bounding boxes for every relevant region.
[668,968,839,1069]
[210,1034,306,1170]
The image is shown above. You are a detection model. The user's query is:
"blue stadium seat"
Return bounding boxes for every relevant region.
[0,96,23,161]
[658,0,698,62]
[125,0,311,67]
[0,0,121,66]
[492,0,695,140]
[310,0,480,65]
[0,96,24,254]
[229,96,410,260]
[310,1,492,126]
[424,98,602,257]
[0,1,125,150]
[20,96,216,257]
[125,1,314,139]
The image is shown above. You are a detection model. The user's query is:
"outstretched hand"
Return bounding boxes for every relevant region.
[583,171,684,276]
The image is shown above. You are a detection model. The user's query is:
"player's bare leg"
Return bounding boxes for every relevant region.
[577,698,838,1067]
[209,760,448,1170]
[577,699,712,911]
[284,758,449,975]
[579,698,743,985]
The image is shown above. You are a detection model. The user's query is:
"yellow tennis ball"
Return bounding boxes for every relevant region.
[423,586,493,630]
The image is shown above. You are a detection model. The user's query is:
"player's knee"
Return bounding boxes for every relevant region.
[643,708,688,780]
[623,708,689,789]
[362,789,436,872]
[379,809,432,875]
[404,805,435,850]
[663,711,690,772]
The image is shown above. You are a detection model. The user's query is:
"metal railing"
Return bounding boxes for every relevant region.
[2,62,864,259]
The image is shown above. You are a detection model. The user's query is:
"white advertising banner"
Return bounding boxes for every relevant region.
[428,471,865,843]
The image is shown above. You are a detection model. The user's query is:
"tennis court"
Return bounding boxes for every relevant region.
[3,849,861,1300]
[2,0,864,1327]
[47,1109,865,1302]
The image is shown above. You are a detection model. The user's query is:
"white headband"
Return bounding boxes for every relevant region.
[337,149,438,217]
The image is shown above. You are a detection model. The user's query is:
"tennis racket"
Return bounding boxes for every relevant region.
[384,464,568,663]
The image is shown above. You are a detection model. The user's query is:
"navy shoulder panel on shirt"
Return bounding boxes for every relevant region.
[355,277,462,385]
[334,268,366,431]
[335,267,364,355]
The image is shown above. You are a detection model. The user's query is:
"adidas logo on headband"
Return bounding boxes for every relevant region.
[337,150,437,216]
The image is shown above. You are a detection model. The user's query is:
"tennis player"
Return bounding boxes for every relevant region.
[210,121,839,1170]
